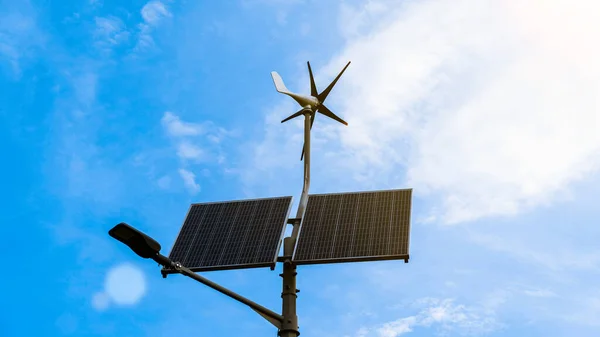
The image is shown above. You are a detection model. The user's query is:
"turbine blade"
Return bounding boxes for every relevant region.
[307,62,318,97]
[271,71,292,94]
[317,61,351,103]
[318,104,348,126]
[281,109,304,123]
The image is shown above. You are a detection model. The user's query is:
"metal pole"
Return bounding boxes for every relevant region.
[279,258,299,337]
[279,109,311,337]
[290,109,312,241]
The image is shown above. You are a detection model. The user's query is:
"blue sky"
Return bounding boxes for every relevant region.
[2,0,600,336]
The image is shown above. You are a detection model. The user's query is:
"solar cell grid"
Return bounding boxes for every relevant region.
[309,194,341,260]
[331,193,358,259]
[293,189,411,265]
[163,196,293,273]
[219,200,257,266]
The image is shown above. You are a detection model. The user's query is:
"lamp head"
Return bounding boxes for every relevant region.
[108,223,161,259]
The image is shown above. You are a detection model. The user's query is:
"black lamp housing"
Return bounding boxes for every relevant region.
[108,222,162,259]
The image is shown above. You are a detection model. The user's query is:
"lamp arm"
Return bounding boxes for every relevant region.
[153,254,283,329]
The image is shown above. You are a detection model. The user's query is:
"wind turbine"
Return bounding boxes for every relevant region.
[271,61,350,160]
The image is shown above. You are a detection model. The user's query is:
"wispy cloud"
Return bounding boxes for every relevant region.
[178,168,201,194]
[135,0,172,52]
[161,111,206,137]
[94,16,129,51]
[332,0,600,224]
[90,1,170,56]
[160,112,221,165]
[360,298,499,337]
[160,111,234,194]
[0,2,46,77]
[141,0,171,25]
[176,141,206,161]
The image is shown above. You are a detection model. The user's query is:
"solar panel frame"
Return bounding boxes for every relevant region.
[162,196,293,274]
[292,189,412,266]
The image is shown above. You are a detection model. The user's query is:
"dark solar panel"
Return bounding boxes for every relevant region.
[292,189,412,265]
[163,196,293,273]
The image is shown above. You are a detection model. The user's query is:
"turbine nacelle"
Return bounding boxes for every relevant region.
[271,61,350,160]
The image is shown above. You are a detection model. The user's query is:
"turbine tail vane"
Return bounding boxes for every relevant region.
[271,71,292,94]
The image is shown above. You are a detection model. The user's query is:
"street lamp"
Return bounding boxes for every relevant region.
[107,223,284,330]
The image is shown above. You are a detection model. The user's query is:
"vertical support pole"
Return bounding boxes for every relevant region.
[280,109,311,337]
[279,243,299,337]
[291,109,312,241]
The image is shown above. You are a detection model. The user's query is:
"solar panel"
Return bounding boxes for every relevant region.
[292,189,411,265]
[162,196,293,273]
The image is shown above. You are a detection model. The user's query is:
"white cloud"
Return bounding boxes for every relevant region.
[94,16,129,49]
[377,316,417,336]
[91,263,147,311]
[176,141,205,161]
[135,0,171,51]
[337,0,391,39]
[335,0,600,223]
[361,298,498,336]
[251,0,600,224]
[141,0,171,25]
[159,112,234,194]
[161,111,205,137]
[179,168,200,194]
